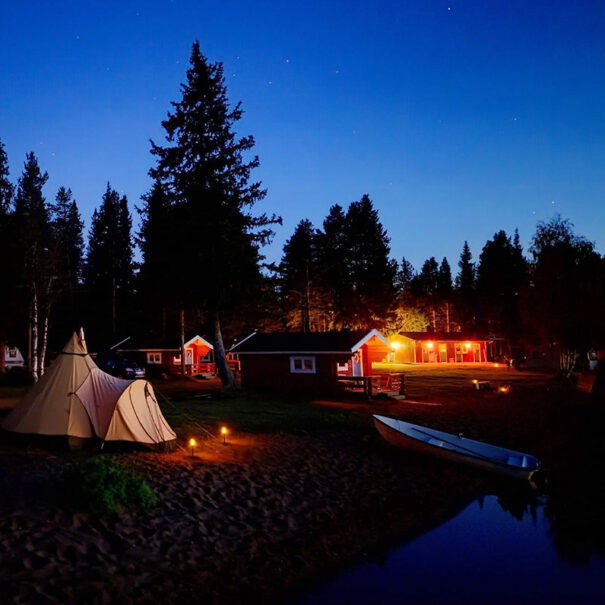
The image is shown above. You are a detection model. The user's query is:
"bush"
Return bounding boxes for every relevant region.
[66,456,155,515]
[0,367,34,387]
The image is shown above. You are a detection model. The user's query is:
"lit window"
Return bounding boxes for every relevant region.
[290,356,316,374]
[147,352,162,364]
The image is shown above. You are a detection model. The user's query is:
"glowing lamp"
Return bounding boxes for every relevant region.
[494,363,499,368]
[391,341,401,350]
[465,342,471,349]
[221,426,229,445]
[189,438,197,458]
[498,386,510,394]
[427,342,434,349]
[472,379,478,384]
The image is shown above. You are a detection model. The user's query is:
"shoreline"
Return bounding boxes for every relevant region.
[1,366,603,602]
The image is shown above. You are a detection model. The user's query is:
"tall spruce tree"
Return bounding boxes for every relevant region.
[315,204,349,328]
[437,257,453,331]
[455,241,476,330]
[476,230,527,337]
[279,219,318,331]
[411,257,440,329]
[0,139,15,372]
[84,184,134,343]
[50,187,84,289]
[342,194,396,328]
[148,42,280,386]
[137,178,175,337]
[13,152,51,377]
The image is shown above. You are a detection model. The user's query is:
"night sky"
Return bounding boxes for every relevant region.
[1,0,604,269]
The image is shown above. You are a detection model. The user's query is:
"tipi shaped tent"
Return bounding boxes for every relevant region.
[3,331,176,445]
[2,331,97,438]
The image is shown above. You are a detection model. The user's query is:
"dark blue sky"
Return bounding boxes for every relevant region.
[1,0,604,269]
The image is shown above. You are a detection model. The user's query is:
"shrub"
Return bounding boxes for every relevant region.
[0,367,34,387]
[66,456,155,515]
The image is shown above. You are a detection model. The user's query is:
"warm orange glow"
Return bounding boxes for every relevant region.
[465,342,471,349]
[494,363,499,368]
[391,341,401,350]
[427,342,434,349]
[472,379,478,384]
[498,386,510,394]
[221,426,228,436]
[189,438,197,447]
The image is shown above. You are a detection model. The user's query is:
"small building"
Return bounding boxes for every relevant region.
[390,332,488,364]
[230,329,391,394]
[3,345,25,369]
[118,335,216,376]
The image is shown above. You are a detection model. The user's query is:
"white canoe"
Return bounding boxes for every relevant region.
[373,414,540,481]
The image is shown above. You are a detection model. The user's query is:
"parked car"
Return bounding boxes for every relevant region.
[96,352,146,379]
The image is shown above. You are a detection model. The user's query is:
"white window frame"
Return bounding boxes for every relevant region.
[290,356,316,374]
[147,352,162,365]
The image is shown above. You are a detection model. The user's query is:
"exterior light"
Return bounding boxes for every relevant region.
[391,341,401,350]
[189,438,196,457]
[427,342,434,349]
[221,426,229,445]
[472,379,478,384]
[494,363,499,368]
[498,386,510,394]
[465,342,471,349]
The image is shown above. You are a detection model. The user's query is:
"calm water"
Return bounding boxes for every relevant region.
[303,495,605,604]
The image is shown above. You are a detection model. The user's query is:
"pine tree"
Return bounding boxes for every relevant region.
[455,241,476,330]
[148,42,280,386]
[137,178,174,337]
[279,219,317,331]
[437,258,453,331]
[395,257,415,295]
[84,183,134,342]
[13,153,51,377]
[342,194,397,328]
[50,187,84,289]
[411,257,440,329]
[0,139,13,215]
[476,230,528,337]
[0,139,14,372]
[315,204,349,328]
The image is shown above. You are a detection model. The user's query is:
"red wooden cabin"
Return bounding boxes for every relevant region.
[230,329,392,395]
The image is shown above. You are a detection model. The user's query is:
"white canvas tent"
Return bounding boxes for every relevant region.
[2,331,176,444]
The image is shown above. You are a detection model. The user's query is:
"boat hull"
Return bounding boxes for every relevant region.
[373,416,537,481]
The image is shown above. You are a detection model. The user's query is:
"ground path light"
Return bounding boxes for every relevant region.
[221,426,229,445]
[189,438,197,457]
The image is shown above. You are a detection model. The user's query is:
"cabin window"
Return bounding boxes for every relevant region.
[147,352,162,364]
[199,351,212,362]
[172,355,181,365]
[8,348,17,358]
[337,361,349,372]
[290,356,316,374]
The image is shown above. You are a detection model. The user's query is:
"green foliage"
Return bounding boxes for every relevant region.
[67,456,155,515]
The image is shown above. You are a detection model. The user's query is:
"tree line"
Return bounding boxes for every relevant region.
[1,42,605,382]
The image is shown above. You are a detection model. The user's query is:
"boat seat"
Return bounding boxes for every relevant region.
[428,438,444,447]
[507,455,523,467]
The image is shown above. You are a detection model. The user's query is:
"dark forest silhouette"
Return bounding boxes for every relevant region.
[1,43,605,383]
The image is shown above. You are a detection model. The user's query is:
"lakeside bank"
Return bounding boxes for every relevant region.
[1,366,603,602]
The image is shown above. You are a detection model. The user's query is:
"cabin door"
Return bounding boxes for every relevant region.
[455,345,463,363]
[185,348,194,365]
[439,345,447,363]
[352,352,362,376]
[473,344,481,362]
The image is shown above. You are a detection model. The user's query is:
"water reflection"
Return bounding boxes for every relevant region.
[302,488,605,604]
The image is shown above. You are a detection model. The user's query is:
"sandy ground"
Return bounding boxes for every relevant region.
[0,365,599,603]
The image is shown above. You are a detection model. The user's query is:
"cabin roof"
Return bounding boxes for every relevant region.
[399,332,488,342]
[230,329,389,354]
[117,334,213,352]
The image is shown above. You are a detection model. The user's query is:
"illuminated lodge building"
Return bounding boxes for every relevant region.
[389,332,488,364]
